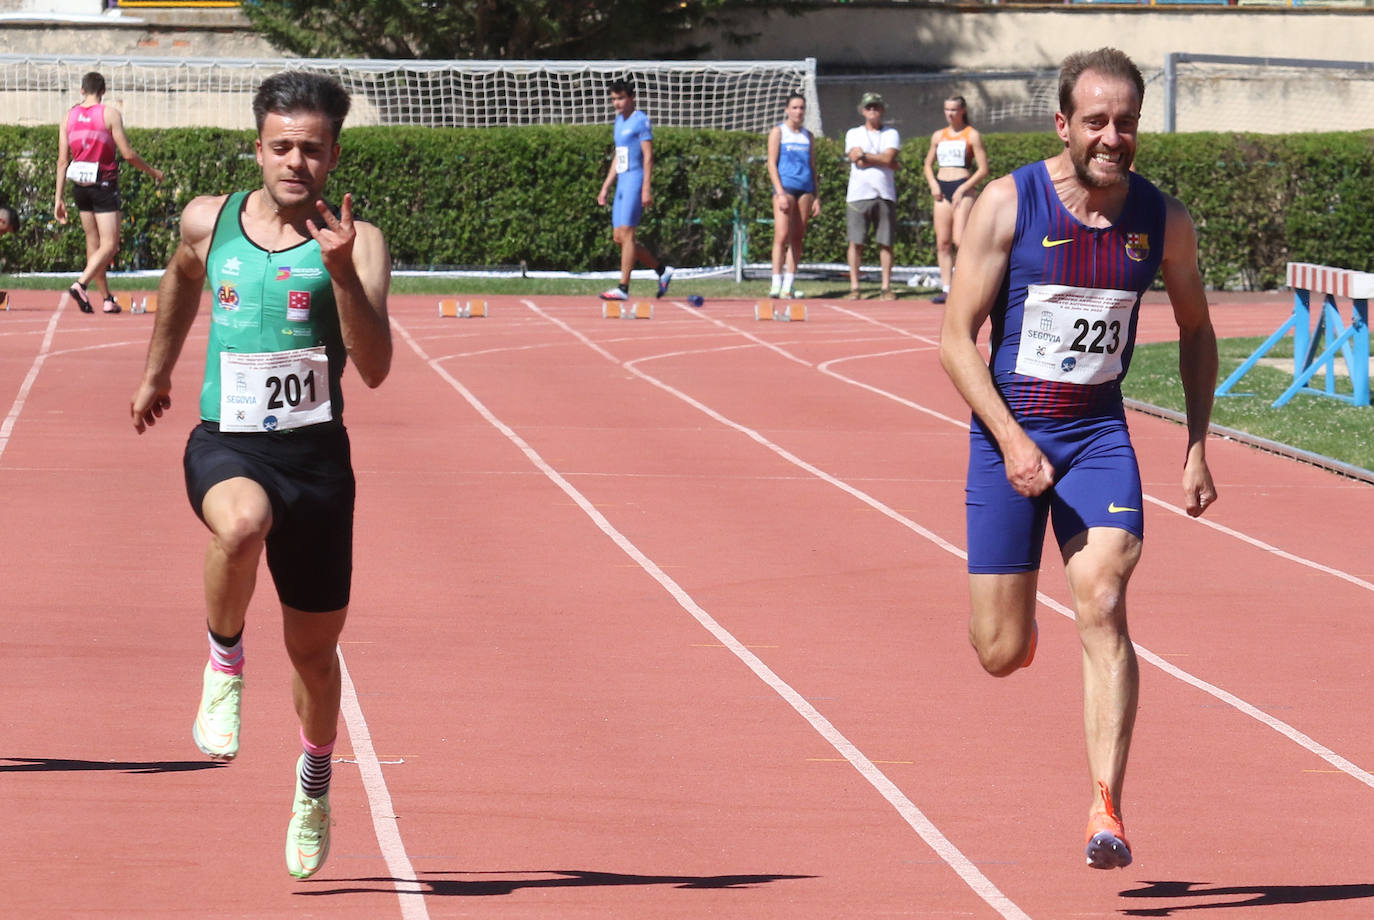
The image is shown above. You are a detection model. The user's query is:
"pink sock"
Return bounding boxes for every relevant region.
[208,630,243,675]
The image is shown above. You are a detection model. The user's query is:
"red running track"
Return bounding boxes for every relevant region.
[1,287,1372,919]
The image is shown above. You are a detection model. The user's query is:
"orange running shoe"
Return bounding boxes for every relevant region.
[1085,780,1132,869]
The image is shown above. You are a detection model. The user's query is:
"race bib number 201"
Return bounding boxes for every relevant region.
[220,346,331,432]
[1014,284,1138,386]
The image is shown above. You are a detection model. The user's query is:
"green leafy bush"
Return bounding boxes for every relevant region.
[2,124,1371,289]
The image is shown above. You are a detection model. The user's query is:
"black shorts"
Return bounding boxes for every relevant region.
[184,421,355,612]
[936,178,963,202]
[72,180,121,214]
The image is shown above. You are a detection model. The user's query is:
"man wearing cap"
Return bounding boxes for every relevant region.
[844,92,901,299]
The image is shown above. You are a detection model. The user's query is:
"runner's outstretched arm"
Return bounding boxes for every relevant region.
[130,195,218,433]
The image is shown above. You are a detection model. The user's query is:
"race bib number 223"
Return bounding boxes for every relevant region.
[1013,284,1137,386]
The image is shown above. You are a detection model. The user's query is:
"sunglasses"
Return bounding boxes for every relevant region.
[863,103,883,110]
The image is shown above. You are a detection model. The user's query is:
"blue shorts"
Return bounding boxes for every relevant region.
[612,170,644,228]
[965,413,1143,574]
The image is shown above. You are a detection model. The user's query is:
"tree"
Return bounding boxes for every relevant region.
[238,0,800,61]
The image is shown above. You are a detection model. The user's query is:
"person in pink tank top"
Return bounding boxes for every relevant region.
[54,71,163,315]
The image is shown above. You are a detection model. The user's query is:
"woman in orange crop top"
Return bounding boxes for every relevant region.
[921,95,988,304]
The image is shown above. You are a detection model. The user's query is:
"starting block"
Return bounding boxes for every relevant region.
[754,300,807,322]
[130,294,158,314]
[438,298,487,318]
[603,300,653,319]
[0,291,8,311]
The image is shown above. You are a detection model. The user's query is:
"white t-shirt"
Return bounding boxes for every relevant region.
[844,124,900,202]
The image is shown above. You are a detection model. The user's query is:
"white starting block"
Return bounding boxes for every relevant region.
[754,300,807,322]
[130,294,158,314]
[603,300,653,319]
[439,298,487,318]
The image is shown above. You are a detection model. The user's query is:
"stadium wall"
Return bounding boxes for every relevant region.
[0,7,1363,68]
[0,7,1367,136]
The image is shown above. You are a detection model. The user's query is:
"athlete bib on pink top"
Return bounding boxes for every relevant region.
[66,104,117,184]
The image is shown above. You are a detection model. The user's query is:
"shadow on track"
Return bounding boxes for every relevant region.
[1120,879,1374,915]
[298,868,815,898]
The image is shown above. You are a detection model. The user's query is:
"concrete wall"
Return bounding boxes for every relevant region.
[695,5,1372,70]
[1,5,1369,136]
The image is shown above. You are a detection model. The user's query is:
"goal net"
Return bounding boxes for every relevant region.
[0,54,821,134]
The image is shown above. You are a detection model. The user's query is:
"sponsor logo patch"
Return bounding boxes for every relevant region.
[287,290,311,322]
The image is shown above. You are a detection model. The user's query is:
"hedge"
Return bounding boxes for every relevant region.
[2,124,1371,290]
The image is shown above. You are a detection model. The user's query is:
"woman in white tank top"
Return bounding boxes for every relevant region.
[921,95,987,304]
[765,92,820,299]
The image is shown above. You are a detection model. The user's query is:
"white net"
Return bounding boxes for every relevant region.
[1165,53,1374,134]
[0,54,820,133]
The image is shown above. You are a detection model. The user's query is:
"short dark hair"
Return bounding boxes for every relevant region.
[81,72,105,97]
[607,78,635,98]
[1058,48,1144,119]
[0,205,17,232]
[252,71,351,140]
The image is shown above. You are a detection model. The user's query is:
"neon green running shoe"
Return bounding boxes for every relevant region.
[286,755,332,878]
[192,661,242,761]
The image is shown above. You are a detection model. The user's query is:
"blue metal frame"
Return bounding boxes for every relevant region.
[1216,281,1370,407]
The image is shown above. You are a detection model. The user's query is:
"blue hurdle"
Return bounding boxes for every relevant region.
[1214,262,1371,408]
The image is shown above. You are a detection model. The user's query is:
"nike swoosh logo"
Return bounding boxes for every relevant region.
[1107,502,1139,513]
[1042,236,1073,248]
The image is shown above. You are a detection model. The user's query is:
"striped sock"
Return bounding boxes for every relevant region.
[207,627,243,675]
[299,728,335,799]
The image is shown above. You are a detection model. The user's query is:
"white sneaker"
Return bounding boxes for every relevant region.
[192,661,242,761]
[656,266,674,298]
[286,755,332,879]
[599,287,628,301]
[768,284,781,298]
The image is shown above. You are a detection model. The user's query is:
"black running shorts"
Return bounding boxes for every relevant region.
[184,421,355,612]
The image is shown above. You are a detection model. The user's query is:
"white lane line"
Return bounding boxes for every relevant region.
[337,649,430,919]
[395,312,1030,920]
[0,304,63,462]
[669,302,1374,785]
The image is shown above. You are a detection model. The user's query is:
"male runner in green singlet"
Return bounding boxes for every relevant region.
[129,72,392,880]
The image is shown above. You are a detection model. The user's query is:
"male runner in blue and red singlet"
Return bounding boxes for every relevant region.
[939,47,1219,870]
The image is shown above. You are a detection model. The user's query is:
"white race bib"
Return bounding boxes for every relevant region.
[219,346,332,432]
[1014,284,1137,386]
[65,161,98,186]
[936,139,967,169]
[615,145,629,174]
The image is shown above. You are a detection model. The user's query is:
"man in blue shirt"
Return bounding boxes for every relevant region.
[596,78,673,301]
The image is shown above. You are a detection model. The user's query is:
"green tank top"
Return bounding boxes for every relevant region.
[199,190,346,427]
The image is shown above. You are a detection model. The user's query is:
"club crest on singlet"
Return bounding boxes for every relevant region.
[217,283,240,311]
[1125,232,1150,262]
